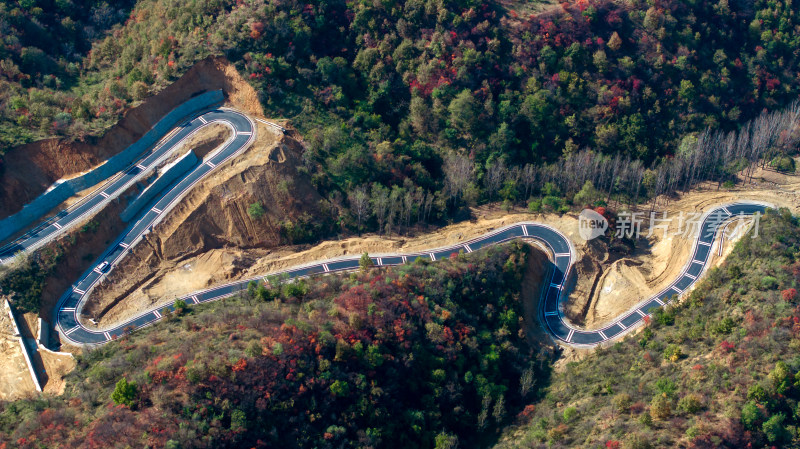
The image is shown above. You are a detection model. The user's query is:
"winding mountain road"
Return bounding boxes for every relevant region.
[0,104,771,348]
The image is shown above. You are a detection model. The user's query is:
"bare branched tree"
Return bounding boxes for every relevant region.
[443,152,474,204]
[484,159,507,200]
[348,185,370,235]
[371,184,390,236]
[520,164,537,200]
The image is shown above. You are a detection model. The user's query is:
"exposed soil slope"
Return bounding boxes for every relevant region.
[84,122,325,324]
[565,179,799,330]
[520,243,555,347]
[0,56,262,219]
[0,302,36,400]
[74,175,800,334]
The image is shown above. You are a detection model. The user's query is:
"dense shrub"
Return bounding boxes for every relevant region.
[3,0,800,232]
[496,210,800,448]
[0,242,548,449]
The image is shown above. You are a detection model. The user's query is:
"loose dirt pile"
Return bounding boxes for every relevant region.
[37,347,75,396]
[183,123,230,160]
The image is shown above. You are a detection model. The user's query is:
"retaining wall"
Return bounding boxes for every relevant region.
[5,300,42,392]
[121,150,199,222]
[0,90,224,243]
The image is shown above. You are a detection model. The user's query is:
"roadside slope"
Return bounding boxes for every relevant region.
[0,56,261,220]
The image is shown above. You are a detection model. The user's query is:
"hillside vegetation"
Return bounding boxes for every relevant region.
[0,243,550,448]
[494,210,800,448]
[0,0,136,149]
[2,0,800,232]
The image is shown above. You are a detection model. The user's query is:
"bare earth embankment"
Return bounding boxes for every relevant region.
[0,56,263,221]
[82,165,799,337]
[4,50,799,392]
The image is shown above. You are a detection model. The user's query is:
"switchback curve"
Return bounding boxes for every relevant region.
[0,104,771,348]
[57,202,769,347]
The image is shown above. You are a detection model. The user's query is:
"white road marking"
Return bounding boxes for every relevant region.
[685,273,696,279]
[617,321,627,330]
[654,298,665,305]
[205,160,216,168]
[599,330,608,340]
[255,118,286,132]
[464,244,472,253]
[323,264,330,272]
[151,207,162,214]
[722,206,731,215]
[545,311,558,316]
[199,116,207,124]
[522,226,529,237]
[699,241,712,247]
[377,258,382,266]
[8,110,293,345]
[550,283,562,290]
[430,253,436,261]
[672,286,683,294]
[237,131,253,136]
[636,309,646,317]
[192,295,199,304]
[692,260,704,265]
[566,329,575,342]
[555,253,570,257]
[401,256,407,263]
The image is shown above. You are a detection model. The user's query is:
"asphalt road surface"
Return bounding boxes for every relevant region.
[0,104,771,347]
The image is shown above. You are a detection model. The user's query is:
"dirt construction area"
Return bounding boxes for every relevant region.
[0,304,75,400]
[0,303,36,400]
[3,151,799,395]
[2,48,798,388]
[82,163,799,336]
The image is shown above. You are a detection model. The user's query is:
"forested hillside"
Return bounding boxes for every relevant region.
[0,243,549,448]
[2,0,800,234]
[0,0,136,148]
[495,209,800,448]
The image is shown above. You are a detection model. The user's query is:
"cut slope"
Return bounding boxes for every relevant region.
[0,56,261,219]
[83,122,325,325]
